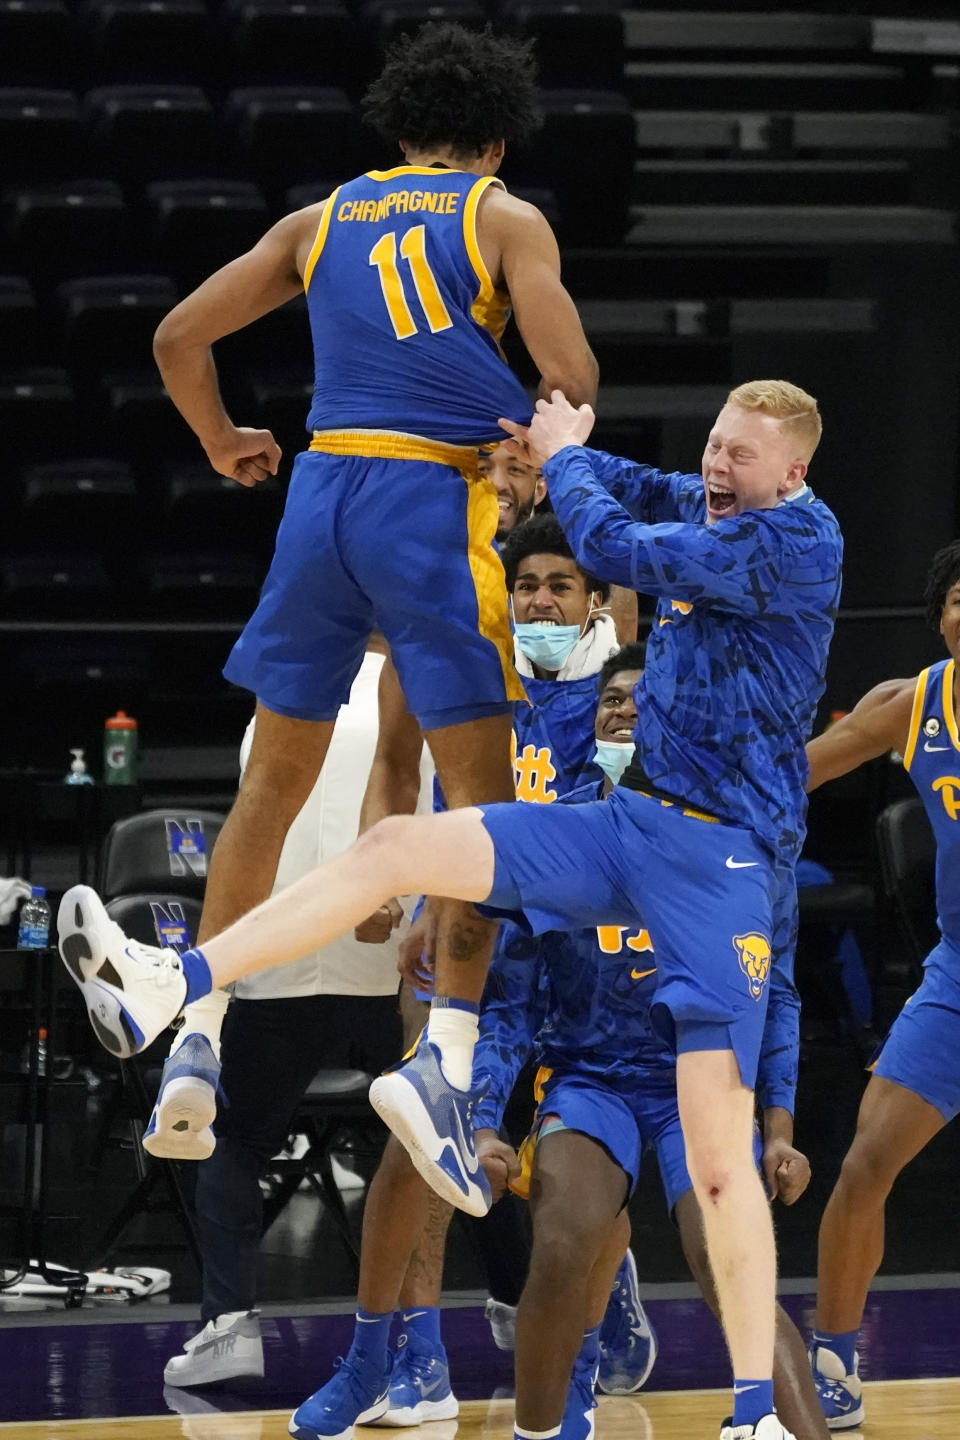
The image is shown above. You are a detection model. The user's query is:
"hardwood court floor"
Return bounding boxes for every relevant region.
[4,1381,960,1440]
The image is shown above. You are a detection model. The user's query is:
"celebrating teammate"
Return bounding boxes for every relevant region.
[58,378,840,1439]
[807,541,960,1430]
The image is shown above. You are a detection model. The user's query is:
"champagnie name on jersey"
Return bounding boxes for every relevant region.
[337,191,462,223]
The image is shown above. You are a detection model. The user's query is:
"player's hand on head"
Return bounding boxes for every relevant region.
[474,1129,520,1202]
[355,897,403,945]
[523,390,595,462]
[763,1138,811,1205]
[206,426,282,487]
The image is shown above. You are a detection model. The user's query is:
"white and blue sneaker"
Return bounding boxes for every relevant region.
[597,1250,657,1394]
[289,1351,391,1440]
[484,1297,517,1351]
[368,1041,491,1217]
[560,1346,599,1440]
[143,1033,220,1161]
[58,885,186,1059]
[719,1417,796,1439]
[373,1332,459,1426]
[810,1344,865,1430]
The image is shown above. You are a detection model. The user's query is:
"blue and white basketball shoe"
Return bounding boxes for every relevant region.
[373,1331,459,1426]
[810,1344,865,1430]
[560,1344,599,1440]
[597,1251,657,1394]
[369,1041,491,1217]
[58,885,186,1059]
[143,1032,220,1161]
[289,1351,391,1440]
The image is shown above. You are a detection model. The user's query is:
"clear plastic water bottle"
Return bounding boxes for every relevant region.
[17,887,52,950]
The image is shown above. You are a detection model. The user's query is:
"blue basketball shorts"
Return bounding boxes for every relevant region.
[511,1068,764,1214]
[224,441,524,730]
[872,938,960,1122]
[478,787,781,1089]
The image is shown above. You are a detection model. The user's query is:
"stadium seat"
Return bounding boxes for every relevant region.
[366,0,486,55]
[0,367,77,461]
[101,810,226,897]
[84,85,216,181]
[511,90,635,243]
[215,290,312,384]
[99,370,194,476]
[144,180,269,291]
[502,0,625,89]
[15,458,139,547]
[223,87,368,200]
[0,277,40,366]
[140,548,265,619]
[158,463,283,559]
[284,181,339,211]
[0,0,71,87]
[3,181,129,282]
[0,89,84,182]
[222,0,358,89]
[56,275,178,373]
[0,552,115,618]
[243,371,315,475]
[79,0,212,86]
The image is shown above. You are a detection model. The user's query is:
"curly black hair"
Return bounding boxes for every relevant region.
[501,513,609,601]
[361,22,542,157]
[600,642,646,692]
[924,540,960,630]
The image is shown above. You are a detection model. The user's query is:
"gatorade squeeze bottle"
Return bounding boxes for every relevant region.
[104,711,138,786]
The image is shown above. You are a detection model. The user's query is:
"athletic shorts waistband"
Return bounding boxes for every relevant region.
[309,429,481,470]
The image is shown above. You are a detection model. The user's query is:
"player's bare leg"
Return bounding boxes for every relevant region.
[676,1191,829,1440]
[677,1049,779,1423]
[515,1131,628,1433]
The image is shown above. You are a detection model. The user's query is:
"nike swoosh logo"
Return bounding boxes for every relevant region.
[733,1384,758,1396]
[631,967,657,981]
[725,856,758,869]
[419,1378,443,1397]
[403,1311,427,1321]
[924,741,949,751]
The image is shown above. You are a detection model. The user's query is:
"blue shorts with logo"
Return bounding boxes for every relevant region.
[224,446,524,730]
[873,938,960,1122]
[516,1069,764,1213]
[479,786,782,1089]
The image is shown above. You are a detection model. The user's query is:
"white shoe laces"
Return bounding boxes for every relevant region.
[124,941,183,987]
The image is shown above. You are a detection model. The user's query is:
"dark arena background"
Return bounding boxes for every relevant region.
[1,3,960,1438]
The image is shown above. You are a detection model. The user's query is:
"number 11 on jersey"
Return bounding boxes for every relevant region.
[369,225,453,341]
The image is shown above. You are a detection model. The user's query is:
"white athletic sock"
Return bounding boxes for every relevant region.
[426,1003,478,1091]
[169,988,230,1061]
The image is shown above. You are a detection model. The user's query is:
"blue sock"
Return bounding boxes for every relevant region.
[429,997,480,1016]
[575,1325,600,1373]
[732,1379,774,1428]
[178,947,212,1005]
[813,1328,857,1374]
[349,1309,392,1371]
[401,1306,442,1350]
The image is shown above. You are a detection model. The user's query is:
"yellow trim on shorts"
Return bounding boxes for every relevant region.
[509,1065,554,1200]
[462,176,511,344]
[309,429,480,469]
[303,188,341,292]
[903,666,932,773]
[464,471,527,708]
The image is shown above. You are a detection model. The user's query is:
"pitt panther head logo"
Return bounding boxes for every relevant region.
[733,932,772,1001]
[658,598,694,628]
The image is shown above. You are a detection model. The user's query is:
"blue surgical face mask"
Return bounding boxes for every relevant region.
[593,740,634,786]
[514,623,581,670]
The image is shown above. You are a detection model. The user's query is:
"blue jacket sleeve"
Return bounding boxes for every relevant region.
[473,933,546,1132]
[544,445,789,613]
[756,888,800,1116]
[573,448,696,523]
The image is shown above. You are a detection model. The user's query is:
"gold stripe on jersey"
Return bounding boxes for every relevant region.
[365,165,466,181]
[309,428,479,468]
[465,472,528,707]
[302,186,341,292]
[463,176,511,344]
[942,658,959,751]
[903,666,931,772]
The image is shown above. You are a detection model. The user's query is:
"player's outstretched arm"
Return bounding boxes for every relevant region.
[489,193,598,407]
[805,677,915,792]
[153,203,324,485]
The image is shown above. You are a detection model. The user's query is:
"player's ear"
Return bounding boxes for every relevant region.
[534,476,547,506]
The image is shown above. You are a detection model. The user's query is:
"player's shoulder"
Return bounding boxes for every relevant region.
[479,183,554,240]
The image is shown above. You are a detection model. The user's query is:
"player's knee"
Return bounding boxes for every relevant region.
[532,1201,608,1272]
[838,1131,900,1199]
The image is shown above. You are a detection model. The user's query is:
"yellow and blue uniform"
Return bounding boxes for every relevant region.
[473,779,799,1208]
[872,658,960,1119]
[512,673,605,804]
[224,165,532,730]
[477,447,841,1088]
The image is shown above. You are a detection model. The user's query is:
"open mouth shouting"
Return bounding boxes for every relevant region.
[706,481,737,520]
